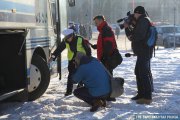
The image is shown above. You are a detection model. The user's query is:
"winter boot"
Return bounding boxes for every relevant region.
[106,97,116,102]
[64,86,73,96]
[136,98,152,105]
[64,91,72,96]
[90,99,105,112]
[131,94,143,100]
[64,79,73,96]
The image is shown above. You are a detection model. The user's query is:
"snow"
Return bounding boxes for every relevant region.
[1,48,180,120]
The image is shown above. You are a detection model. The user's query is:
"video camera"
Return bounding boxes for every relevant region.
[117,11,136,30]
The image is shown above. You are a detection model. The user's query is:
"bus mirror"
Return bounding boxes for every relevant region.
[68,0,75,7]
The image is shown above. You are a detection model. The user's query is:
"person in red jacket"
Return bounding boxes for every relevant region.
[91,15,117,101]
[91,15,117,74]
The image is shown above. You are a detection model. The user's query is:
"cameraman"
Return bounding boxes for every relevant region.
[125,6,153,105]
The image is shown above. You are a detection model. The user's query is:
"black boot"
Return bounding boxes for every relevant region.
[64,79,73,96]
[131,94,143,100]
[64,91,72,96]
[90,99,105,112]
[106,97,116,102]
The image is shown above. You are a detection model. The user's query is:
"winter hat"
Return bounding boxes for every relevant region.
[62,29,74,37]
[134,6,145,14]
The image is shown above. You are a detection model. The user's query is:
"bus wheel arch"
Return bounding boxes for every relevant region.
[33,47,47,62]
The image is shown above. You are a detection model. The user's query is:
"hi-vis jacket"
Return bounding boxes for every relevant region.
[52,35,91,61]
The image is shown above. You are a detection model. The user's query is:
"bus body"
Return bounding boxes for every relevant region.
[0,0,67,101]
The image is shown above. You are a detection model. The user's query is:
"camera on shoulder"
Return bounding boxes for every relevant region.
[117,11,136,31]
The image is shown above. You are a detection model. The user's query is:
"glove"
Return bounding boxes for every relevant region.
[48,55,55,64]
[48,57,53,64]
[125,53,131,57]
[91,44,97,49]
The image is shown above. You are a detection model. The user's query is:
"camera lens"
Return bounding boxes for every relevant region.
[119,24,124,29]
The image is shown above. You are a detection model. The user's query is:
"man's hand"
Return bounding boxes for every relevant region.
[48,55,55,64]
[91,44,97,49]
[124,23,129,28]
[127,35,133,41]
[48,57,53,64]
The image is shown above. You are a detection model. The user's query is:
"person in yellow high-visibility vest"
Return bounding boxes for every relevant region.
[49,29,91,96]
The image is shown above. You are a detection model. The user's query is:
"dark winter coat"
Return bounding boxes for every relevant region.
[131,15,153,58]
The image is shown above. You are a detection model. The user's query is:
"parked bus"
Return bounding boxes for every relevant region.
[0,0,68,101]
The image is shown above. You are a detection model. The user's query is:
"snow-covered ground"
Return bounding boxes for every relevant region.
[1,47,180,120]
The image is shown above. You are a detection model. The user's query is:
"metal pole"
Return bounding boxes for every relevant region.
[174,7,176,49]
[91,0,94,22]
[132,0,135,11]
[56,0,61,80]
[99,0,101,14]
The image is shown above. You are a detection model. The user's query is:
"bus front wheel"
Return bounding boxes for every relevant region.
[28,54,50,101]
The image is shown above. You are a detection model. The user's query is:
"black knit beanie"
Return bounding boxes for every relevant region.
[134,6,145,14]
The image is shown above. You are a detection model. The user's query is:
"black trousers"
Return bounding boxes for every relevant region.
[149,61,154,92]
[102,60,113,75]
[135,56,152,99]
[74,87,108,106]
[66,61,76,93]
[102,60,114,99]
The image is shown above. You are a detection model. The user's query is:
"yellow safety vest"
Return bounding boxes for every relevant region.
[66,37,86,60]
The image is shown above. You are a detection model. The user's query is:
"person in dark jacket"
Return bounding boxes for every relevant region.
[48,29,91,96]
[91,15,117,101]
[72,52,111,112]
[126,6,153,104]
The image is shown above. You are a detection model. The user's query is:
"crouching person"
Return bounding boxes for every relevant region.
[72,52,111,112]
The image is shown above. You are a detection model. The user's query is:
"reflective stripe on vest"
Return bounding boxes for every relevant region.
[66,37,86,60]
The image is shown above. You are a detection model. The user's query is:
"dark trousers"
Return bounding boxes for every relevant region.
[74,87,95,105]
[102,60,114,99]
[135,56,152,99]
[74,87,108,106]
[66,61,76,93]
[102,61,113,75]
[148,61,154,92]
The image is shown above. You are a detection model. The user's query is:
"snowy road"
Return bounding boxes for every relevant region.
[0,47,180,120]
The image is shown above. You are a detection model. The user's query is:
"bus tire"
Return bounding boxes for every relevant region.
[28,54,50,101]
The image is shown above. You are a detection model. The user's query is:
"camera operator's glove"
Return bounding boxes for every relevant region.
[91,44,97,49]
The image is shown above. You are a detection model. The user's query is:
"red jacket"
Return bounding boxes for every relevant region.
[97,21,117,60]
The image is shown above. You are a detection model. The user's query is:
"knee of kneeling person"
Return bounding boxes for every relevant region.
[73,89,79,97]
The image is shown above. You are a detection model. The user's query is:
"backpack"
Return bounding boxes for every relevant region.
[147,26,158,47]
[145,17,158,57]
